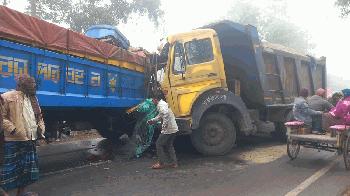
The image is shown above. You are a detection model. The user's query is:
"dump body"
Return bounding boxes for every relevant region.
[204,21,326,109]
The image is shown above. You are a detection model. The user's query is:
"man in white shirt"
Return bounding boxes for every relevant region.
[148,94,179,169]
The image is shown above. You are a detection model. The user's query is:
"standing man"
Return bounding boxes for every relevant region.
[147,94,179,169]
[307,88,334,133]
[0,75,45,196]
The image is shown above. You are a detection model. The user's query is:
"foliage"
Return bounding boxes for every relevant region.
[226,1,314,53]
[336,0,350,17]
[25,0,163,33]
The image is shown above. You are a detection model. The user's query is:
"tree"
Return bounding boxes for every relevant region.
[226,1,314,53]
[336,0,350,17]
[25,0,163,33]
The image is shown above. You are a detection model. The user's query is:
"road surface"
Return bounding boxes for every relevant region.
[12,136,350,196]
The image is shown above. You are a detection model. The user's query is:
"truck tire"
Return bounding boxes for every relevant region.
[191,113,236,156]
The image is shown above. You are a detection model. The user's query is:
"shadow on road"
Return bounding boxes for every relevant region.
[39,133,286,174]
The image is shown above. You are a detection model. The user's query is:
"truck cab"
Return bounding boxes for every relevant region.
[159,26,255,156]
[158,20,326,155]
[161,29,227,117]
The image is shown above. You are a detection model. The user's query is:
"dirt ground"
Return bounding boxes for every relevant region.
[48,129,102,144]
[238,144,286,164]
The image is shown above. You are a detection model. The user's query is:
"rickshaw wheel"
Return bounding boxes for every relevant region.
[343,136,350,170]
[287,139,300,160]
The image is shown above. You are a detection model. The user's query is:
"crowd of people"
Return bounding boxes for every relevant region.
[293,88,350,134]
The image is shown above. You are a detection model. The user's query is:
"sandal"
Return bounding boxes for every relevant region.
[151,162,167,169]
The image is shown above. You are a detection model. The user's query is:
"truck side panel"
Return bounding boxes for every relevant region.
[299,60,313,93]
[281,57,299,102]
[312,63,326,91]
[0,40,144,108]
[262,52,283,104]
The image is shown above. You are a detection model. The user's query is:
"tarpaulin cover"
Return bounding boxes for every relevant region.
[0,5,147,66]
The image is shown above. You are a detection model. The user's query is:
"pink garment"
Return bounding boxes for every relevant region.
[329,96,350,125]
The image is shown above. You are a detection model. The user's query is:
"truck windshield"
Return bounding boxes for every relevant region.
[184,38,214,65]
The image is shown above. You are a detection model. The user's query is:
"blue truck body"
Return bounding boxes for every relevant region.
[0,39,144,109]
[0,39,146,138]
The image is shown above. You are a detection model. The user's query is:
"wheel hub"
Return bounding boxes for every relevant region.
[203,124,225,146]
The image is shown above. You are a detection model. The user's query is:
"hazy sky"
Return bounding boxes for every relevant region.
[6,0,350,79]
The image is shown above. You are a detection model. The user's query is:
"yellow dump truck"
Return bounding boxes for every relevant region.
[154,20,326,155]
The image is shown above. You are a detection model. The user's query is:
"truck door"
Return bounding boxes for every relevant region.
[168,37,222,117]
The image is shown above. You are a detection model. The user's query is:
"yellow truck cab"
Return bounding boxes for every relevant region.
[158,20,326,155]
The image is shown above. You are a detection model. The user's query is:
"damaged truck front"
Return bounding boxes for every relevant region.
[156,20,326,155]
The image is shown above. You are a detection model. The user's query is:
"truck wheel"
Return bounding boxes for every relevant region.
[191,113,236,156]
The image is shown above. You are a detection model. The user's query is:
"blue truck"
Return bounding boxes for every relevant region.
[0,38,145,139]
[0,6,150,141]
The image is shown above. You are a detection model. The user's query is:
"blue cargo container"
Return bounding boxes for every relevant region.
[0,39,145,138]
[85,25,130,50]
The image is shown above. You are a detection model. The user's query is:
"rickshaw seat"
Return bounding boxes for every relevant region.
[329,125,350,132]
[284,121,305,128]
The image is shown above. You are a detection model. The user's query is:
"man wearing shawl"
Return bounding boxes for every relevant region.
[0,75,45,196]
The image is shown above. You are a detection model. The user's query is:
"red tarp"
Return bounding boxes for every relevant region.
[0,5,147,66]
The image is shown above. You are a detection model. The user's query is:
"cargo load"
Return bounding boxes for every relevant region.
[0,5,147,70]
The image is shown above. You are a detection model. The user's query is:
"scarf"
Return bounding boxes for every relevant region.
[29,95,42,123]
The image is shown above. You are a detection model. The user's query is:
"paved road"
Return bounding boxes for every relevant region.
[14,136,350,196]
